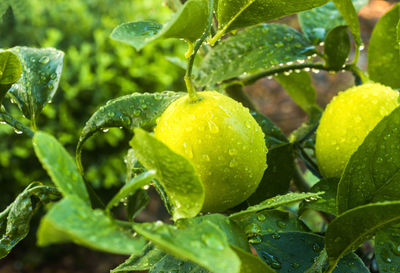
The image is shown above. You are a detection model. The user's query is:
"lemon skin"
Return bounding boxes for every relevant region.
[316,83,400,178]
[154,91,268,212]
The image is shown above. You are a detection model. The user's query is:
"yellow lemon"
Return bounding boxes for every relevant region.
[316,83,399,178]
[154,91,267,212]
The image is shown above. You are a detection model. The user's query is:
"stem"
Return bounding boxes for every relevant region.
[224,81,257,111]
[347,64,369,84]
[0,110,34,137]
[185,0,214,102]
[114,219,134,229]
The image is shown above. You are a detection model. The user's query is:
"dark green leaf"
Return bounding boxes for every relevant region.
[324,26,351,70]
[251,111,287,148]
[130,128,204,220]
[150,254,209,273]
[76,91,184,167]
[197,24,315,87]
[231,245,275,273]
[248,144,294,204]
[133,220,240,273]
[326,201,400,269]
[110,0,209,50]
[337,107,400,214]
[299,178,339,216]
[299,0,367,44]
[124,149,145,183]
[275,71,317,114]
[230,192,325,219]
[368,4,400,89]
[111,243,166,272]
[215,0,328,35]
[37,196,146,255]
[126,189,150,220]
[0,183,61,259]
[375,225,400,271]
[332,0,362,47]
[106,170,155,211]
[253,232,368,272]
[33,131,90,205]
[8,46,64,120]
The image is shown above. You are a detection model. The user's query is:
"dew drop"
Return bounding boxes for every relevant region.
[39,56,50,64]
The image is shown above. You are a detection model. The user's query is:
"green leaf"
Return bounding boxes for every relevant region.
[215,0,328,35]
[33,131,90,205]
[368,4,400,89]
[111,243,166,272]
[375,225,400,271]
[133,220,241,273]
[130,128,204,220]
[251,111,287,148]
[299,178,339,216]
[197,24,315,87]
[248,143,294,204]
[110,0,209,50]
[150,254,209,273]
[231,245,275,273]
[230,192,325,219]
[326,201,400,269]
[37,196,146,255]
[332,0,362,48]
[126,189,150,220]
[299,0,368,44]
[252,232,368,272]
[274,71,317,114]
[76,91,184,168]
[337,107,400,214]
[0,183,61,259]
[324,26,351,70]
[8,46,64,121]
[0,51,21,103]
[106,170,155,211]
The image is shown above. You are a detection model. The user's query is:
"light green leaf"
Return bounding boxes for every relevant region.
[33,131,90,205]
[37,196,146,255]
[332,0,362,47]
[0,50,21,103]
[130,128,204,220]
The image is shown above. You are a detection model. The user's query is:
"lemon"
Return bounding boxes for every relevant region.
[154,91,267,212]
[316,83,399,178]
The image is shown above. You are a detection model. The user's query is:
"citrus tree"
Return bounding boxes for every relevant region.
[1,0,400,272]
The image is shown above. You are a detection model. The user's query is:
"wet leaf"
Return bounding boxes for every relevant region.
[33,131,90,205]
[150,254,209,273]
[251,111,287,148]
[337,107,400,213]
[126,189,150,221]
[368,4,400,89]
[299,0,368,44]
[37,196,146,255]
[375,225,400,272]
[196,24,315,87]
[253,232,368,272]
[0,51,21,103]
[216,0,328,34]
[0,183,61,259]
[130,128,204,220]
[326,201,400,269]
[231,245,275,273]
[230,192,324,219]
[133,220,240,273]
[110,0,209,50]
[332,0,362,48]
[8,46,64,121]
[324,25,351,70]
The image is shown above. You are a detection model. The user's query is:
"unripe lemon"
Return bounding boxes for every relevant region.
[154,91,267,212]
[316,83,399,178]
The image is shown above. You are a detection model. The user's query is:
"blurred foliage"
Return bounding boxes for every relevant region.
[0,0,186,208]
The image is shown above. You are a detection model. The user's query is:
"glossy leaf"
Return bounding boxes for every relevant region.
[337,107,400,213]
[299,0,368,44]
[33,131,90,205]
[0,51,21,103]
[37,196,146,255]
[275,71,317,114]
[324,25,351,70]
[332,0,362,47]
[253,232,368,272]
[230,192,324,219]
[150,254,209,273]
[126,190,150,220]
[368,4,400,89]
[133,220,240,273]
[375,225,400,271]
[326,201,400,268]
[76,91,183,167]
[110,0,209,50]
[196,24,315,87]
[8,46,64,120]
[232,245,275,273]
[299,178,339,216]
[130,128,204,220]
[216,0,328,34]
[248,143,294,204]
[0,183,61,259]
[251,111,287,148]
